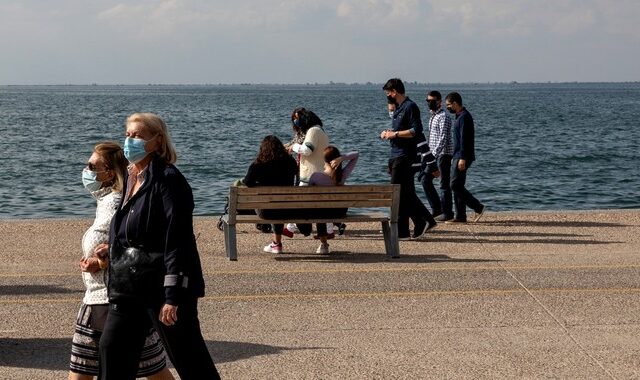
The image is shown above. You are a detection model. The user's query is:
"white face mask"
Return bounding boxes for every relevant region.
[388,111,394,119]
[82,168,103,192]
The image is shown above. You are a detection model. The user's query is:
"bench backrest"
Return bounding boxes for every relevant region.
[227,184,400,224]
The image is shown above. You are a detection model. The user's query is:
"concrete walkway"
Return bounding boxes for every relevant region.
[1,210,639,379]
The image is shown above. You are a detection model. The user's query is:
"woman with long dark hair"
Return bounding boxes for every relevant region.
[243,135,298,254]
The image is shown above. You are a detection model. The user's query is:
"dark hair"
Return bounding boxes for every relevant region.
[291,107,305,136]
[382,78,405,94]
[427,90,442,101]
[292,107,323,133]
[445,91,463,106]
[255,135,289,164]
[324,146,343,185]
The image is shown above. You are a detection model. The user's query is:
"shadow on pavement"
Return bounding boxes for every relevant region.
[481,220,626,228]
[0,337,320,370]
[343,229,619,246]
[274,253,501,264]
[0,285,79,296]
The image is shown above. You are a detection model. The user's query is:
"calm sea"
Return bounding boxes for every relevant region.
[1,83,639,219]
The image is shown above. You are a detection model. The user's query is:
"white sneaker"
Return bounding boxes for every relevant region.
[263,242,283,254]
[316,243,330,254]
[326,223,334,234]
[286,223,300,233]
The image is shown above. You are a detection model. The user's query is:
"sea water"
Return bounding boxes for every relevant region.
[1,83,639,219]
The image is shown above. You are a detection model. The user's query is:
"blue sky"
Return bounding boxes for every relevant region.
[1,0,638,84]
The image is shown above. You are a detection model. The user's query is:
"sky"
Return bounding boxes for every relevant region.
[1,0,639,84]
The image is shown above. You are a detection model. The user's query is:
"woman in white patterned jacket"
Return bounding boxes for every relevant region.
[69,142,173,380]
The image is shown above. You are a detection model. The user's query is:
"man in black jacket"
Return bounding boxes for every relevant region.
[445,92,486,223]
[380,78,437,239]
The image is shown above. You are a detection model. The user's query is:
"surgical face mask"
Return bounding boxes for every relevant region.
[446,106,456,114]
[124,137,150,164]
[386,95,396,104]
[82,168,103,192]
[427,100,439,111]
[388,111,395,118]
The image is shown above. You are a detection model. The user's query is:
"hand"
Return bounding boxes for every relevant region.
[79,257,101,273]
[94,243,109,260]
[380,130,389,140]
[330,156,344,170]
[433,170,441,178]
[457,159,467,171]
[159,304,179,326]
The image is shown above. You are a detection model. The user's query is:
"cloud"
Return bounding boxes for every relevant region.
[0,0,638,84]
[428,0,639,39]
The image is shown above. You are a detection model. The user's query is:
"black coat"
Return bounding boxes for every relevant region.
[108,154,205,306]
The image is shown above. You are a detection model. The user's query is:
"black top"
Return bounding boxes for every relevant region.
[389,97,424,159]
[243,155,298,187]
[109,154,205,307]
[452,108,475,162]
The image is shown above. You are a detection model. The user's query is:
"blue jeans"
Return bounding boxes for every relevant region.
[420,155,453,218]
[450,158,483,221]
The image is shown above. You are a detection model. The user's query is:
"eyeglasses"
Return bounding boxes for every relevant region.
[85,163,108,172]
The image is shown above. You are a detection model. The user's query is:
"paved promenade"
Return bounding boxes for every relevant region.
[1,210,639,379]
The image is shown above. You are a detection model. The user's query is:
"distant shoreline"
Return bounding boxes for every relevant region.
[2,81,639,87]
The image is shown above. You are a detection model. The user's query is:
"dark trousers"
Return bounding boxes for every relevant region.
[258,208,346,237]
[420,154,453,218]
[389,156,434,237]
[99,297,220,380]
[450,158,483,221]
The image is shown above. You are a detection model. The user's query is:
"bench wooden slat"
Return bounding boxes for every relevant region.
[237,201,392,210]
[237,193,393,203]
[224,213,389,224]
[236,185,395,195]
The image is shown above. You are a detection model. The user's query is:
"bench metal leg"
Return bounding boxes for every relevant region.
[382,222,400,258]
[224,223,238,261]
[382,221,400,258]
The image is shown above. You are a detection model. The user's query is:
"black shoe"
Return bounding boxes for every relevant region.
[337,223,347,235]
[412,220,428,239]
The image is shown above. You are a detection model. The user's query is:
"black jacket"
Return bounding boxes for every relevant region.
[452,108,475,163]
[108,154,205,306]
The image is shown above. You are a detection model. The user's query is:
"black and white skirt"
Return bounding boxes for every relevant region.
[69,303,167,377]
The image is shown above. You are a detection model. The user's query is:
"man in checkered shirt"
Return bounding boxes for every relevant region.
[420,90,454,221]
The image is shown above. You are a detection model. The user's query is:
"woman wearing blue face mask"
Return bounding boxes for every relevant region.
[70,142,174,380]
[98,113,219,380]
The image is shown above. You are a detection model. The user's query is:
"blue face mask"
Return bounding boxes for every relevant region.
[82,168,103,192]
[124,137,149,164]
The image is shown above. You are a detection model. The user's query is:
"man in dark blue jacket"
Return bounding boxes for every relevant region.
[445,92,486,223]
[380,78,437,239]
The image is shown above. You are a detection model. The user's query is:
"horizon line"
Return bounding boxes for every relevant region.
[1,80,639,87]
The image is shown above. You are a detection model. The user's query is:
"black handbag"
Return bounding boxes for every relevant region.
[108,246,165,303]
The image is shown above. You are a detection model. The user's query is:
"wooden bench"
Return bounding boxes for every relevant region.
[220,184,401,260]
